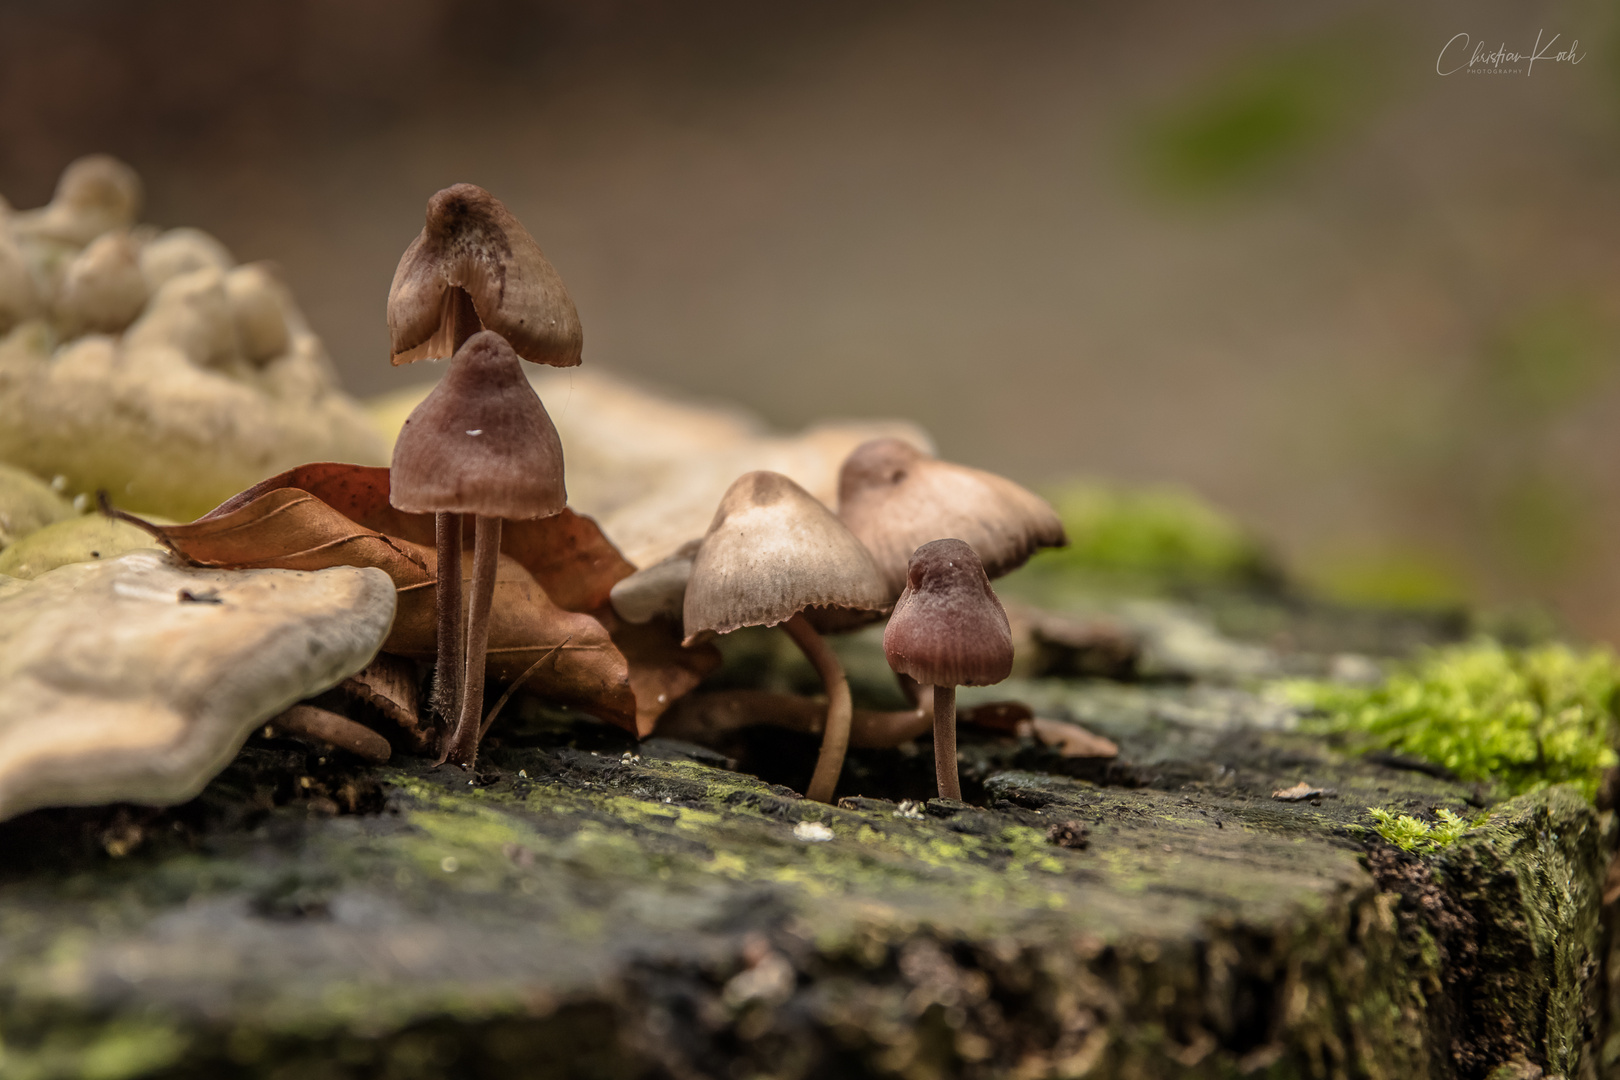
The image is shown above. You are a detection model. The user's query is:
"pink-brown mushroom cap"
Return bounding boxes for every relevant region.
[390,330,566,520]
[883,538,1014,688]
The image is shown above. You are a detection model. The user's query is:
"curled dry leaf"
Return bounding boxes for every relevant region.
[600,614,722,737]
[132,485,638,732]
[0,552,395,821]
[1027,717,1119,759]
[333,653,428,752]
[204,463,633,613]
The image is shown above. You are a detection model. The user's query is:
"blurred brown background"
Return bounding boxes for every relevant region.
[4,0,1620,637]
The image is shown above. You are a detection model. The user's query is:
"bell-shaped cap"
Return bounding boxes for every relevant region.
[610,538,700,624]
[390,330,566,519]
[838,438,1066,598]
[388,184,582,367]
[683,471,889,644]
[883,539,1013,688]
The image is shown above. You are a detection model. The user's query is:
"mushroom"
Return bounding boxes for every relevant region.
[390,329,567,769]
[683,471,889,802]
[882,539,1014,801]
[386,183,582,733]
[837,438,1067,599]
[387,183,582,368]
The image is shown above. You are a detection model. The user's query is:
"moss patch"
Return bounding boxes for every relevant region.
[1289,640,1620,799]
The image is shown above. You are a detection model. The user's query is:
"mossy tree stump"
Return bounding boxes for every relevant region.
[0,624,1613,1079]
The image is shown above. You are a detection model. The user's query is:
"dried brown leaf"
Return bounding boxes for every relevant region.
[145,486,636,732]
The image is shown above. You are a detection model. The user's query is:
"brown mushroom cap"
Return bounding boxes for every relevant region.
[883,539,1013,688]
[388,183,582,367]
[838,438,1067,598]
[389,330,566,519]
[683,471,889,644]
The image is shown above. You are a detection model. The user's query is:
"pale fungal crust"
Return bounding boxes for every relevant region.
[0,552,397,821]
[682,471,888,644]
[0,462,75,548]
[837,438,1067,598]
[388,183,582,367]
[0,156,388,522]
[0,514,164,579]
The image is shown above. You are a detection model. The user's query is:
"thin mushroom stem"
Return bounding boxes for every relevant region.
[933,685,961,801]
[782,612,852,803]
[431,511,464,733]
[269,704,392,764]
[442,514,502,769]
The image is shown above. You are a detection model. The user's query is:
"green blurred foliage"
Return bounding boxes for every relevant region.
[1006,481,1271,596]
[1302,548,1472,610]
[1132,15,1398,195]
[1484,297,1615,420]
[1291,640,1620,799]
[1486,472,1593,580]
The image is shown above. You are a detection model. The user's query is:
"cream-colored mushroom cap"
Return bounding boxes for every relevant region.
[837,438,1067,598]
[683,471,889,645]
[610,538,700,624]
[388,183,582,367]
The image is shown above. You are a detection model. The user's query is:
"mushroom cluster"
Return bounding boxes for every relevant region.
[607,433,1066,800]
[0,156,387,521]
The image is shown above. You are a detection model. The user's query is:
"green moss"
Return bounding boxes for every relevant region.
[1004,480,1270,597]
[1366,807,1477,853]
[0,1017,187,1080]
[1290,640,1620,798]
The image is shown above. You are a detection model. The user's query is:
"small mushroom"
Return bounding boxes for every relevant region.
[55,230,149,336]
[882,539,1015,800]
[837,438,1067,599]
[388,183,582,367]
[390,330,567,769]
[683,471,889,802]
[12,155,143,247]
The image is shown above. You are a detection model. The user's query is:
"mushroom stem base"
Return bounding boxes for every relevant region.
[783,613,852,803]
[441,515,501,770]
[933,685,960,800]
[431,511,464,737]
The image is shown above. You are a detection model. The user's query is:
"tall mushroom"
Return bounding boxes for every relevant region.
[390,330,567,769]
[683,471,889,802]
[837,438,1067,599]
[386,183,582,729]
[882,539,1014,801]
